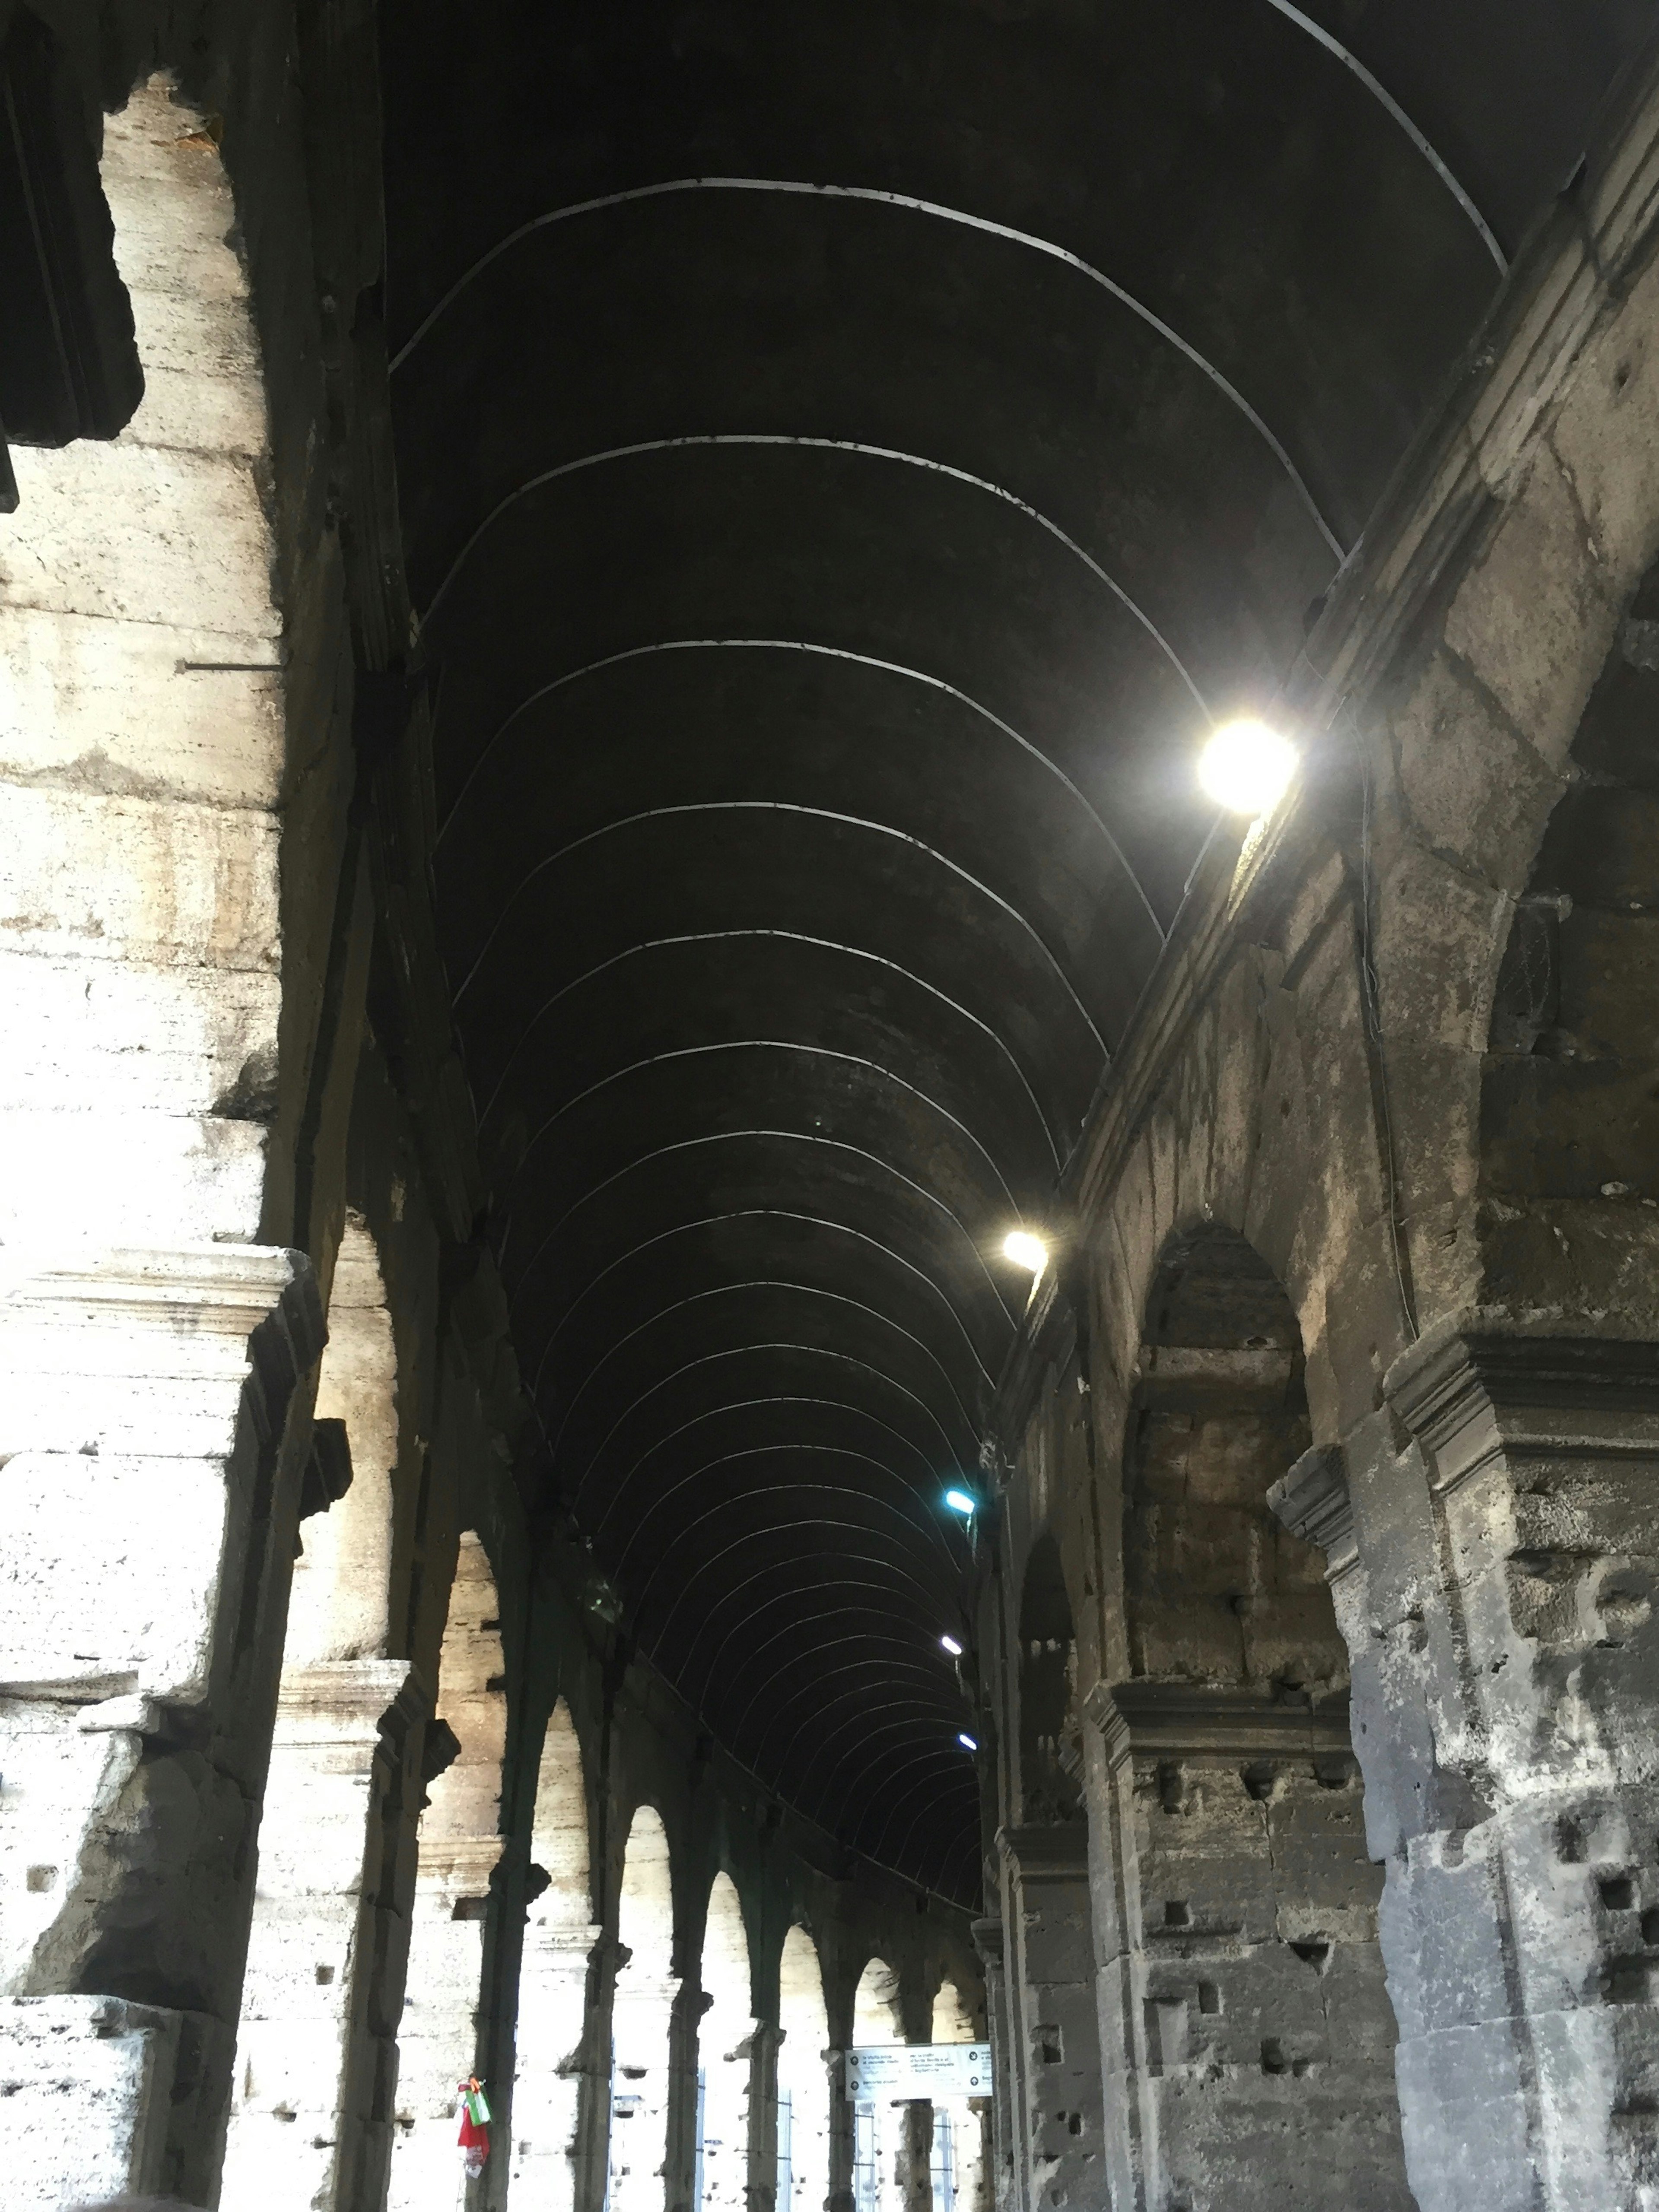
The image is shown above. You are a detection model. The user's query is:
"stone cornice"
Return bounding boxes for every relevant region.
[274,1659,419,1745]
[996,1822,1089,1882]
[1084,1679,1353,1769]
[1385,1314,1659,1495]
[1267,1445,1356,1578]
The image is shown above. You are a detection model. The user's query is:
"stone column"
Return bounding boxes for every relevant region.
[511,1914,605,2209]
[749,2017,783,2212]
[1083,1682,1408,2212]
[970,1919,1013,2212]
[1275,1320,1659,2212]
[996,1825,1103,2212]
[219,1658,422,2211]
[0,1242,322,2208]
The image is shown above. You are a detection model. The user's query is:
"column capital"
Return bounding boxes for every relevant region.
[1267,1444,1355,1576]
[1383,1311,1659,1494]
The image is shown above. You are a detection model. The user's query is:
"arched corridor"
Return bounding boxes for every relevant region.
[608,1807,679,2212]
[776,1927,831,2212]
[512,1700,599,2210]
[8,6,1659,2210]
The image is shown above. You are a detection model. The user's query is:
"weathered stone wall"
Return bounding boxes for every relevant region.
[975,43,1659,2212]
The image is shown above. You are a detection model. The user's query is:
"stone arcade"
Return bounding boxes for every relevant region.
[4,6,1659,2211]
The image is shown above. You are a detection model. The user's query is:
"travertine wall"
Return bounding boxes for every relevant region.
[975,46,1659,2212]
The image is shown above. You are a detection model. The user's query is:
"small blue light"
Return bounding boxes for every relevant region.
[958,1732,979,1751]
[944,1488,976,1517]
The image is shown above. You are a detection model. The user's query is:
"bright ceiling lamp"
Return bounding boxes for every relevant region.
[1002,1229,1048,1274]
[940,1634,964,1657]
[1197,717,1298,819]
[943,1488,977,1518]
[958,1732,979,1751]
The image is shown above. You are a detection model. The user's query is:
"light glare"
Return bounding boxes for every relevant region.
[944,1488,976,1517]
[941,1634,964,1657]
[958,1732,979,1751]
[1197,718,1298,819]
[1002,1230,1048,1274]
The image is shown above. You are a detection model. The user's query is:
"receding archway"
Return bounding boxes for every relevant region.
[1105,1226,1409,2212]
[777,1926,831,2212]
[928,1979,986,2212]
[697,1872,756,2212]
[222,1213,406,2212]
[850,1957,905,2212]
[511,1699,598,2209]
[388,1532,508,2212]
[609,1805,678,2212]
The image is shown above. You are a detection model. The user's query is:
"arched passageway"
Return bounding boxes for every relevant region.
[697,1872,756,2212]
[609,1806,679,2212]
[850,1957,906,2212]
[776,1926,831,2212]
[1100,1228,1410,2212]
[388,1532,508,2212]
[512,1699,599,2209]
[222,1214,407,2211]
[928,1980,985,2212]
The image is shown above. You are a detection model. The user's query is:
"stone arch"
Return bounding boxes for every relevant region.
[609,1803,679,2212]
[388,1531,508,2212]
[698,1871,756,2212]
[1016,1532,1081,1826]
[928,1978,986,2212]
[512,1698,599,2209]
[777,1925,831,2212]
[1480,550,1659,1325]
[1097,1223,1408,2212]
[850,1958,905,2212]
[0,67,285,1253]
[222,1213,408,2210]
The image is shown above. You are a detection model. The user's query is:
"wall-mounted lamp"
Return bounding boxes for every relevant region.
[1002,1230,1048,1274]
[940,1634,964,1657]
[1197,717,1298,819]
[943,1488,977,1518]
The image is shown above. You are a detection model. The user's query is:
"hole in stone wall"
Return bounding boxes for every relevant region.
[1066,2113,1083,2136]
[1557,1817,1588,1862]
[1261,2039,1288,2074]
[1163,1901,1191,1928]
[1600,1875,1636,1910]
[451,1895,489,1921]
[1241,1762,1277,1801]
[1290,1940,1330,1969]
[1641,1908,1659,1945]
[315,1964,334,1985]
[1604,1959,1651,2003]
[1197,1982,1220,2015]
[1036,2025,1063,2065]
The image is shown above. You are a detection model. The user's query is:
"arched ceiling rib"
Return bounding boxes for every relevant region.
[381,0,1649,1901]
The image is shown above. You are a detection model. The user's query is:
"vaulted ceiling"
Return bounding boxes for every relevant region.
[380,0,1649,1899]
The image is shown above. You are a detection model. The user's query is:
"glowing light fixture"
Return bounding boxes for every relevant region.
[1197,717,1298,819]
[941,1634,964,1657]
[958,1732,979,1751]
[943,1488,976,1518]
[1002,1229,1048,1274]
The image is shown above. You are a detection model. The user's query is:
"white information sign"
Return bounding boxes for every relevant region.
[844,2043,992,2101]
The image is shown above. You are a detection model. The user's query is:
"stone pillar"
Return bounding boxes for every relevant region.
[511,1914,604,2209]
[1275,1320,1659,2212]
[1083,1682,1410,2212]
[996,1826,1103,2212]
[969,1920,1013,2212]
[219,1658,421,2211]
[749,2017,783,2212]
[389,1834,506,2211]
[0,1243,322,2207]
